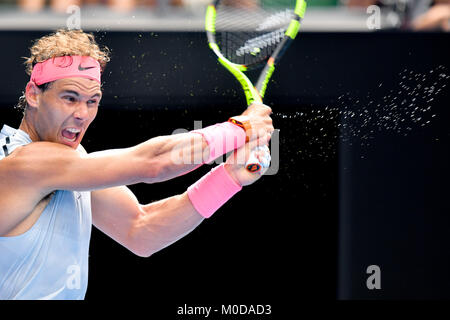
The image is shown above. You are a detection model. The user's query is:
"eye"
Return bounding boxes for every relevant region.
[63,96,76,103]
[88,99,98,105]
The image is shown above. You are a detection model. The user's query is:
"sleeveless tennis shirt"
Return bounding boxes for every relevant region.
[0,125,92,300]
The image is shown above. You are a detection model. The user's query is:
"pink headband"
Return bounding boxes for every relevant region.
[30,55,101,85]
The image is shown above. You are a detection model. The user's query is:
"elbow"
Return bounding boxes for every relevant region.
[127,240,156,258]
[126,225,158,258]
[131,248,154,258]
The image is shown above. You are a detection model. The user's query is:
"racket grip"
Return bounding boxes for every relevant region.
[245,152,262,173]
[245,146,271,173]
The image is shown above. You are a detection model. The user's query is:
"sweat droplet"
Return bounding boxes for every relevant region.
[272,66,447,165]
[337,66,447,148]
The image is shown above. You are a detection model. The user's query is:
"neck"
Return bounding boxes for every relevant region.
[18,110,40,142]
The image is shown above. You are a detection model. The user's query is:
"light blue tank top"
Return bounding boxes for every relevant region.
[0,125,92,300]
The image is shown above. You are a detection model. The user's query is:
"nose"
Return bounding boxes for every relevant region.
[73,102,90,121]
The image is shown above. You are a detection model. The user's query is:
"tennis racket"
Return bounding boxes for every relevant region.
[205,0,307,172]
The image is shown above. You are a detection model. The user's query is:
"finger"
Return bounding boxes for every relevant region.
[260,163,270,174]
[246,128,265,144]
[258,144,270,154]
[260,105,272,116]
[245,137,262,151]
[243,143,267,171]
[255,145,271,169]
[257,152,271,176]
[248,146,271,175]
[255,132,272,147]
[248,103,272,115]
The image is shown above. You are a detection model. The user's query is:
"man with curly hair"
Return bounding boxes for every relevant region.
[0,29,274,299]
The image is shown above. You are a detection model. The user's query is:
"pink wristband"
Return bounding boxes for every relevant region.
[187,163,242,218]
[192,122,246,163]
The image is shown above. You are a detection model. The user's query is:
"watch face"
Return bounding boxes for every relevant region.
[231,116,250,123]
[229,116,251,142]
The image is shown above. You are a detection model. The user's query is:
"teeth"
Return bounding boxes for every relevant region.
[66,128,81,133]
[63,136,76,142]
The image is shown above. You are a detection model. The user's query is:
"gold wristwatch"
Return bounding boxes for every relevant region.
[228,116,251,142]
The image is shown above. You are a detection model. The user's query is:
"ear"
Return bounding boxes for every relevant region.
[25,81,41,109]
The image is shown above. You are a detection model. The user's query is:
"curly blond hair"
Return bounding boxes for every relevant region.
[17,29,110,113]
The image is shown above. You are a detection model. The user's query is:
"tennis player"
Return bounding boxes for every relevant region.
[0,29,274,299]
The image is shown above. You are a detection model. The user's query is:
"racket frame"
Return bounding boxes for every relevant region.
[205,0,306,105]
[205,0,307,171]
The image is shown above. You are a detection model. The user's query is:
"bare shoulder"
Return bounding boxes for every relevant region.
[0,141,78,182]
[5,141,80,162]
[0,142,73,235]
[0,142,80,197]
[1,140,80,170]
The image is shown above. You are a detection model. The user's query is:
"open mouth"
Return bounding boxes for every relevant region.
[61,127,81,143]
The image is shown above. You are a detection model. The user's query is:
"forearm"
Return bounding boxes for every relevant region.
[135,122,246,183]
[123,130,273,258]
[135,133,209,183]
[130,192,204,257]
[128,162,245,257]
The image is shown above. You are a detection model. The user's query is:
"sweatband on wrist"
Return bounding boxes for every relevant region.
[187,163,242,218]
[30,56,101,85]
[191,122,246,163]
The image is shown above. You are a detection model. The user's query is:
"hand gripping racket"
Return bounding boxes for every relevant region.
[205,0,307,172]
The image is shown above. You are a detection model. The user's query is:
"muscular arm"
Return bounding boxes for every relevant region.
[91,186,204,257]
[0,132,207,236]
[3,132,207,191]
[91,141,265,258]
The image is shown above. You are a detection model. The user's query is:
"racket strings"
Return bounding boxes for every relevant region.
[220,31,276,66]
[214,0,295,66]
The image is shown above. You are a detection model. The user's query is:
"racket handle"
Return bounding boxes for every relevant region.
[245,146,271,173]
[245,152,262,173]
